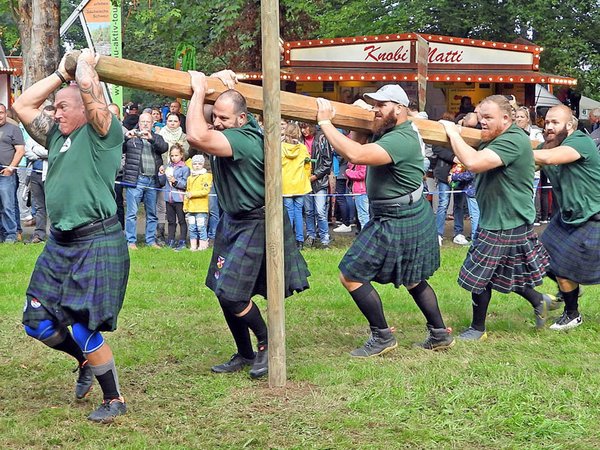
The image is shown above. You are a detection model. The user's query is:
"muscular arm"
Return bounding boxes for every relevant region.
[319,123,393,166]
[12,73,63,147]
[186,71,235,157]
[76,51,111,137]
[440,121,503,173]
[534,145,581,165]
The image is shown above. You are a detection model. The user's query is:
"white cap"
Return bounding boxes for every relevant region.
[364,84,410,107]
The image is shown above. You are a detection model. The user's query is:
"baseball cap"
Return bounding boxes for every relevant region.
[364,85,410,107]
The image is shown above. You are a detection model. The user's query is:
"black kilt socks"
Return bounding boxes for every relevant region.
[350,283,388,329]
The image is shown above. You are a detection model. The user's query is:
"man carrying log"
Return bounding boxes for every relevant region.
[13,49,129,423]
[186,71,310,378]
[316,85,455,355]
[440,95,551,340]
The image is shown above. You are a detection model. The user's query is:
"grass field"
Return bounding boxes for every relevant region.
[1,239,600,449]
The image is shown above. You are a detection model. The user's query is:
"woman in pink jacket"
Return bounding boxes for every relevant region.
[346,163,370,228]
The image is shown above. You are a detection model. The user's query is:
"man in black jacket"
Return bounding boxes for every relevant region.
[302,124,333,248]
[123,112,168,249]
[432,143,468,246]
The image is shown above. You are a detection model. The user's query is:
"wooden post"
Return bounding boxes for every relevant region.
[261,0,286,387]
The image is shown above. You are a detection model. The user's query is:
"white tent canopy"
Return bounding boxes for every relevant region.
[535,84,562,108]
[580,96,600,120]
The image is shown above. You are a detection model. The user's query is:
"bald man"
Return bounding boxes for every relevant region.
[13,49,129,422]
[534,105,600,330]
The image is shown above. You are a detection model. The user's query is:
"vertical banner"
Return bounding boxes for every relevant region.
[110,2,123,108]
[415,35,429,112]
[82,0,122,106]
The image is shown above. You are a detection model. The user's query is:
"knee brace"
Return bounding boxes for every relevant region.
[71,323,105,354]
[218,298,251,315]
[24,320,66,347]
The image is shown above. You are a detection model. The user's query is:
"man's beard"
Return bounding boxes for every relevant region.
[542,127,568,149]
[372,110,397,137]
[481,124,504,142]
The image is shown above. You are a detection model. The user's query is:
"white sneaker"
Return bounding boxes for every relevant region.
[438,235,443,246]
[549,312,582,331]
[333,224,353,233]
[453,234,470,245]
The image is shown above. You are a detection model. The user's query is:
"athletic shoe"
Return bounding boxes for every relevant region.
[211,353,255,373]
[174,240,187,251]
[249,345,268,379]
[458,327,488,341]
[453,234,470,245]
[438,235,443,246]
[350,327,397,357]
[414,326,455,350]
[128,243,138,250]
[87,397,127,423]
[540,220,549,224]
[333,224,353,233]
[74,361,94,399]
[304,236,315,248]
[533,222,541,226]
[549,312,582,331]
[534,294,554,329]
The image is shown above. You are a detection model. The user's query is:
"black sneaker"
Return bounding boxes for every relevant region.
[249,345,268,379]
[350,327,397,358]
[211,353,255,373]
[296,240,304,250]
[414,326,455,351]
[549,311,583,331]
[74,361,94,399]
[87,397,127,423]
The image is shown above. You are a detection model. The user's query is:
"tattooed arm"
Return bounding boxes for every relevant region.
[12,54,73,147]
[75,48,112,137]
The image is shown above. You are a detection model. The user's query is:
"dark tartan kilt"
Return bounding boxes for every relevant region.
[206,211,310,302]
[540,216,600,285]
[339,198,440,287]
[22,223,130,332]
[458,224,549,294]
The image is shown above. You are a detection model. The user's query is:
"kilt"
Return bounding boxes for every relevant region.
[458,224,548,294]
[339,197,440,287]
[23,221,130,332]
[206,208,310,302]
[540,215,600,284]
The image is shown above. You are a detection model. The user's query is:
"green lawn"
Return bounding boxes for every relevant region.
[1,241,600,449]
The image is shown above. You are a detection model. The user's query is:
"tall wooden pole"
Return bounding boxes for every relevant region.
[261,0,286,387]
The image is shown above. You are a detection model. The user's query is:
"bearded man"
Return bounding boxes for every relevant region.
[441,95,551,340]
[316,85,454,356]
[533,105,600,330]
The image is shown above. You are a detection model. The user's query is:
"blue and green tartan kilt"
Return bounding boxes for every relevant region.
[22,222,130,332]
[540,216,600,285]
[458,224,549,294]
[206,210,310,302]
[339,198,440,287]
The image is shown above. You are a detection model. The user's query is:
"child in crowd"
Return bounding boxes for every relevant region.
[184,154,213,251]
[158,143,190,250]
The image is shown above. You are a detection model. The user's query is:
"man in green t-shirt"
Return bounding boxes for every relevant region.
[13,49,129,423]
[186,71,310,379]
[533,104,600,330]
[441,95,550,341]
[316,85,454,355]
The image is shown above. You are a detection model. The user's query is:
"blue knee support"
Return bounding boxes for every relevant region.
[24,320,58,341]
[71,323,105,354]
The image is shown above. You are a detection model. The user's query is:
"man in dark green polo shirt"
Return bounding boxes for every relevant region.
[316,85,454,356]
[186,71,310,379]
[534,104,600,330]
[441,95,550,340]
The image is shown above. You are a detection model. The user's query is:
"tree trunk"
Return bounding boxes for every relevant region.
[14,0,60,90]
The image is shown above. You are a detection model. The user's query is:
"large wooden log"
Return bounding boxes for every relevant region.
[65,52,481,147]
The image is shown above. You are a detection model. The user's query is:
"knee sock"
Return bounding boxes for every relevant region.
[221,306,255,359]
[471,286,492,332]
[560,286,580,316]
[89,358,121,401]
[50,331,87,366]
[238,302,268,347]
[515,286,542,308]
[349,283,388,329]
[407,281,445,329]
